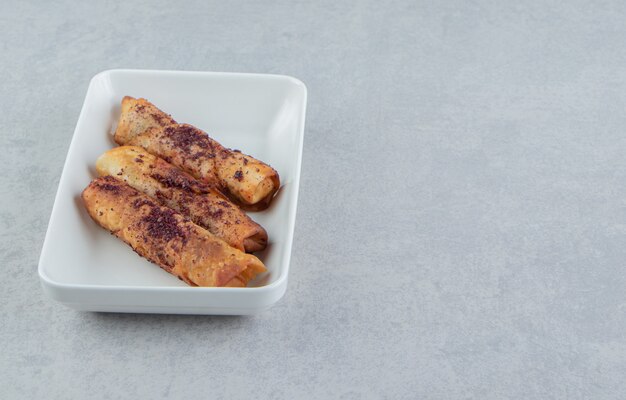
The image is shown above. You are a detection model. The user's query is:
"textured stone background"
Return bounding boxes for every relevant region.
[1,0,625,398]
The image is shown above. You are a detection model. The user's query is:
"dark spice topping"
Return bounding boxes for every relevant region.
[191,151,215,160]
[178,203,191,216]
[151,169,199,193]
[165,125,211,153]
[132,198,156,209]
[151,112,175,126]
[152,172,187,190]
[243,158,249,166]
[217,201,232,209]
[141,207,188,243]
[155,190,172,202]
[97,176,122,193]
[200,201,225,219]
[210,208,224,219]
[233,170,244,181]
[134,158,144,163]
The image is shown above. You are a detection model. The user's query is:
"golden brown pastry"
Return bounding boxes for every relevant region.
[113,96,280,211]
[114,96,177,145]
[82,176,266,287]
[95,146,268,253]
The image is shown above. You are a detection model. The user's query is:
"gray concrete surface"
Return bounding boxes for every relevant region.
[1,0,625,398]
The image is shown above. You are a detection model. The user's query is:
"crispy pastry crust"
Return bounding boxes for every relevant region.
[114,96,280,211]
[82,176,266,287]
[114,96,177,145]
[95,146,267,252]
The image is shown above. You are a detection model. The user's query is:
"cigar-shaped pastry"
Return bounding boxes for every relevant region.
[82,176,266,287]
[113,96,280,211]
[114,96,176,144]
[95,146,267,253]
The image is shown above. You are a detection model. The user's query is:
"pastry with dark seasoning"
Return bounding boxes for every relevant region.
[95,146,268,253]
[82,176,266,287]
[114,96,280,211]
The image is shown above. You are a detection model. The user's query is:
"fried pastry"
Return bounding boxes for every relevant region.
[82,176,266,287]
[113,96,280,211]
[95,146,268,252]
[113,96,176,145]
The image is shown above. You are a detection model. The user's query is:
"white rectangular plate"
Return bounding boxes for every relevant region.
[38,69,307,314]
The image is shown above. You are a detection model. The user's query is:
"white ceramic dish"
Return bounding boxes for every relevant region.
[38,69,307,314]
